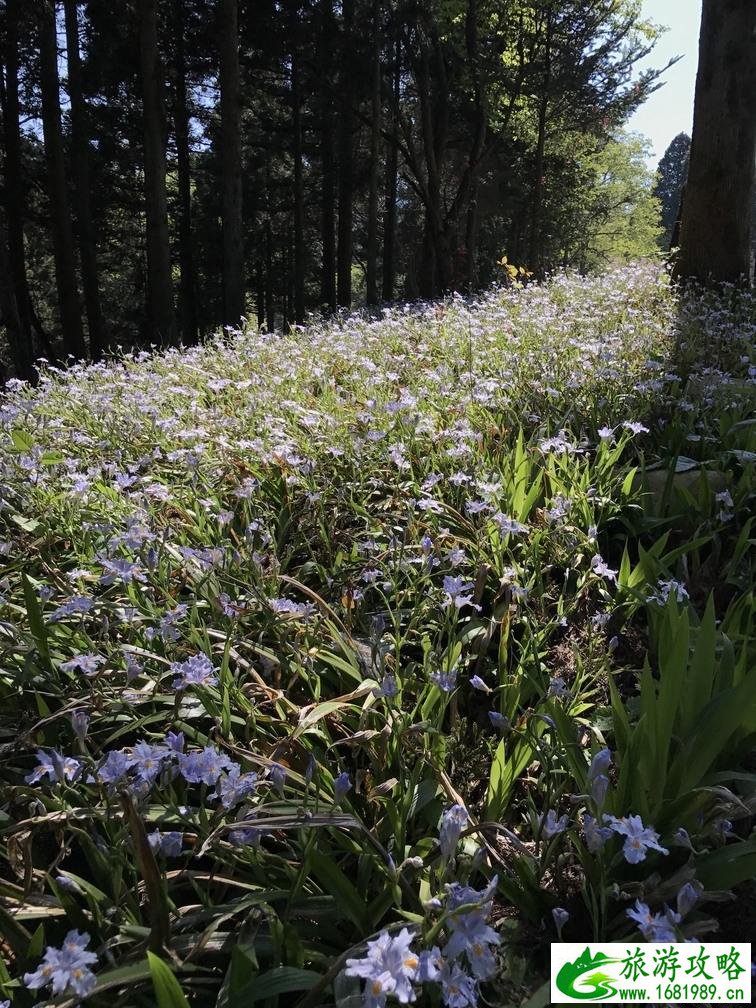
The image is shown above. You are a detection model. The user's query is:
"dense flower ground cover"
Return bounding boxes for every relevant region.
[0,263,754,1007]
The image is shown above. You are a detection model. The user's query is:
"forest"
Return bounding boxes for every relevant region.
[0,0,679,375]
[0,2,755,1008]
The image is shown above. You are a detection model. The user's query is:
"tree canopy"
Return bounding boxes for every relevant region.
[0,0,674,375]
[653,132,689,251]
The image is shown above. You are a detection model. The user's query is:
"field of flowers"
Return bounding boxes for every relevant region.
[0,262,754,1007]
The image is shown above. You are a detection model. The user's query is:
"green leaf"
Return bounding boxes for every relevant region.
[674,675,756,795]
[122,793,170,952]
[307,848,368,931]
[681,595,716,731]
[696,838,756,891]
[10,428,35,452]
[317,648,363,684]
[661,534,711,567]
[0,902,32,959]
[227,944,259,993]
[521,980,551,1008]
[148,952,190,1008]
[654,604,689,781]
[226,966,320,1006]
[486,728,541,820]
[10,512,40,532]
[50,961,173,1008]
[22,573,51,669]
[620,466,638,497]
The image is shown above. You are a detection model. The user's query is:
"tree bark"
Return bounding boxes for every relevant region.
[283,227,292,330]
[138,0,177,346]
[464,177,479,291]
[39,0,86,359]
[0,200,35,381]
[173,0,199,344]
[289,0,305,324]
[1,0,35,353]
[63,0,105,359]
[365,0,381,305]
[255,259,265,328]
[676,0,756,285]
[460,0,485,289]
[336,0,354,308]
[527,5,552,275]
[219,0,244,325]
[265,214,274,331]
[414,17,453,295]
[382,22,400,302]
[418,214,436,299]
[319,0,337,311]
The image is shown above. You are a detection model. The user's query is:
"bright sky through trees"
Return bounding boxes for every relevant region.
[628,0,702,163]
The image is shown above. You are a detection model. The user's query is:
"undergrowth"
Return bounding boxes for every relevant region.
[0,263,754,1007]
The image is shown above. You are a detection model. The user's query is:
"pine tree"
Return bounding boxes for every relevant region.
[39,0,86,358]
[138,0,178,345]
[63,0,105,359]
[653,133,690,251]
[219,0,244,326]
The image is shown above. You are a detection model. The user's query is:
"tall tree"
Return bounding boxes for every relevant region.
[265,214,274,331]
[400,0,509,296]
[289,0,305,324]
[527,2,553,274]
[3,0,673,343]
[138,0,177,345]
[381,19,399,302]
[676,0,756,284]
[460,0,485,290]
[653,132,690,250]
[1,0,34,354]
[318,0,336,311]
[0,74,35,381]
[365,0,381,306]
[0,214,34,379]
[39,0,86,358]
[336,0,354,308]
[172,0,199,343]
[219,0,244,326]
[63,0,105,359]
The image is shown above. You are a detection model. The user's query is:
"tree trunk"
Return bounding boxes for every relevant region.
[63,0,105,360]
[283,228,292,330]
[219,0,244,325]
[255,259,265,328]
[365,0,381,305]
[0,201,35,381]
[289,1,305,325]
[415,20,453,295]
[382,24,400,302]
[527,5,552,275]
[418,215,436,299]
[676,0,756,285]
[319,0,337,311]
[1,0,35,353]
[460,0,485,290]
[464,177,479,290]
[138,0,177,346]
[671,183,685,252]
[265,215,274,331]
[173,0,199,344]
[39,0,86,359]
[336,0,354,308]
[528,93,547,273]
